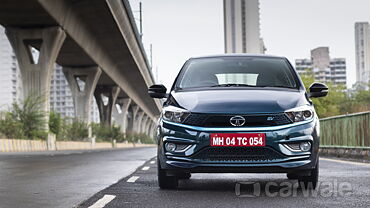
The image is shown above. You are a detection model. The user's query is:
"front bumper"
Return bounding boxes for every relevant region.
[157,118,320,174]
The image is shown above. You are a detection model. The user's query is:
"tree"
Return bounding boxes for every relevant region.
[300,72,347,118]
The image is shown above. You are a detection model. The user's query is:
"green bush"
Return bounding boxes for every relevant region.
[125,132,155,144]
[138,133,156,144]
[49,111,62,136]
[0,94,47,140]
[91,123,155,144]
[92,123,123,143]
[12,95,47,140]
[0,93,155,143]
[64,120,89,141]
[0,112,24,139]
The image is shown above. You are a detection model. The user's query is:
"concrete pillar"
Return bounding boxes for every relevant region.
[95,85,121,127]
[146,117,151,134]
[141,115,149,133]
[112,98,131,135]
[149,121,156,138]
[152,121,156,137]
[125,106,135,134]
[142,117,148,134]
[6,27,66,149]
[147,122,152,137]
[136,111,145,134]
[130,105,140,134]
[144,117,151,135]
[148,119,154,135]
[63,66,101,139]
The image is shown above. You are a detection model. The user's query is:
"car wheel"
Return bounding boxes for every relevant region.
[157,160,178,189]
[178,173,191,180]
[298,160,319,189]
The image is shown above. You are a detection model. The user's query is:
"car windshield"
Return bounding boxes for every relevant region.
[177,57,298,89]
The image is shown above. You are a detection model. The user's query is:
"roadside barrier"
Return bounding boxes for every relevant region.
[0,138,154,152]
[320,111,370,148]
[320,111,370,160]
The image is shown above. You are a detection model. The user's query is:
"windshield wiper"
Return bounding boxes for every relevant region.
[211,84,259,87]
[211,84,297,89]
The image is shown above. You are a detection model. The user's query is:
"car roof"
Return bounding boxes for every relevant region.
[189,53,286,60]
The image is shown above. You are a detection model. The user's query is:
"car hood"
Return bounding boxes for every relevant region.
[171,89,309,114]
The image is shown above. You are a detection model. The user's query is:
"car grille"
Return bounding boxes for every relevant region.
[190,147,286,162]
[183,113,292,127]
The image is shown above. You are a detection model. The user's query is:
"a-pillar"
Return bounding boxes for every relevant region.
[95,85,120,127]
[112,98,131,135]
[63,66,101,145]
[6,26,66,150]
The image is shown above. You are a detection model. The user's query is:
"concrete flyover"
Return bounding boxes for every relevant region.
[0,0,161,142]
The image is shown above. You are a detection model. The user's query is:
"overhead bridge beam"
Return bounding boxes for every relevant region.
[38,0,161,122]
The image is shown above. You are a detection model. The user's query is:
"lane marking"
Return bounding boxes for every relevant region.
[88,194,116,208]
[150,161,155,164]
[127,176,140,183]
[321,158,370,166]
[142,166,150,171]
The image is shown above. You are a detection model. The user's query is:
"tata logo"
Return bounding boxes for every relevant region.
[230,116,246,127]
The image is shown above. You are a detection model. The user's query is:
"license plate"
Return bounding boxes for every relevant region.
[210,133,266,147]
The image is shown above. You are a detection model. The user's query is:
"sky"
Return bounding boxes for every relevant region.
[129,0,370,89]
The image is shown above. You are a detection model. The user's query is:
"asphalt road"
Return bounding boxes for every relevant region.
[0,147,156,208]
[79,157,370,208]
[1,148,369,208]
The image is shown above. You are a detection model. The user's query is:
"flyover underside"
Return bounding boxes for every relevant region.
[0,0,161,121]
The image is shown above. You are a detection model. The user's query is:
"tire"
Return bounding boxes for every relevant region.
[178,173,191,180]
[157,160,178,189]
[298,160,319,189]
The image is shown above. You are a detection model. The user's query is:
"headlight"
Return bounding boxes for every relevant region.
[285,105,314,123]
[162,106,190,123]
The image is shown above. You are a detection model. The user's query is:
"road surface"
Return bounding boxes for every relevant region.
[79,157,370,208]
[0,148,156,208]
[1,148,370,208]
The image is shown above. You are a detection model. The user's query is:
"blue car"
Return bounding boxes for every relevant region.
[148,54,328,189]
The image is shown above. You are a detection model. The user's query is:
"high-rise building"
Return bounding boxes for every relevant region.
[0,26,22,110]
[295,47,347,86]
[50,66,75,118]
[355,22,370,84]
[224,0,265,54]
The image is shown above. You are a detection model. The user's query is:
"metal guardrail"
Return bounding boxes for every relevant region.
[320,111,370,148]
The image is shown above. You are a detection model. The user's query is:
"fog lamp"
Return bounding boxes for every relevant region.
[299,142,311,152]
[165,142,176,152]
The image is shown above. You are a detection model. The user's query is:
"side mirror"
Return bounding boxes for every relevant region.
[308,83,328,98]
[148,84,167,99]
